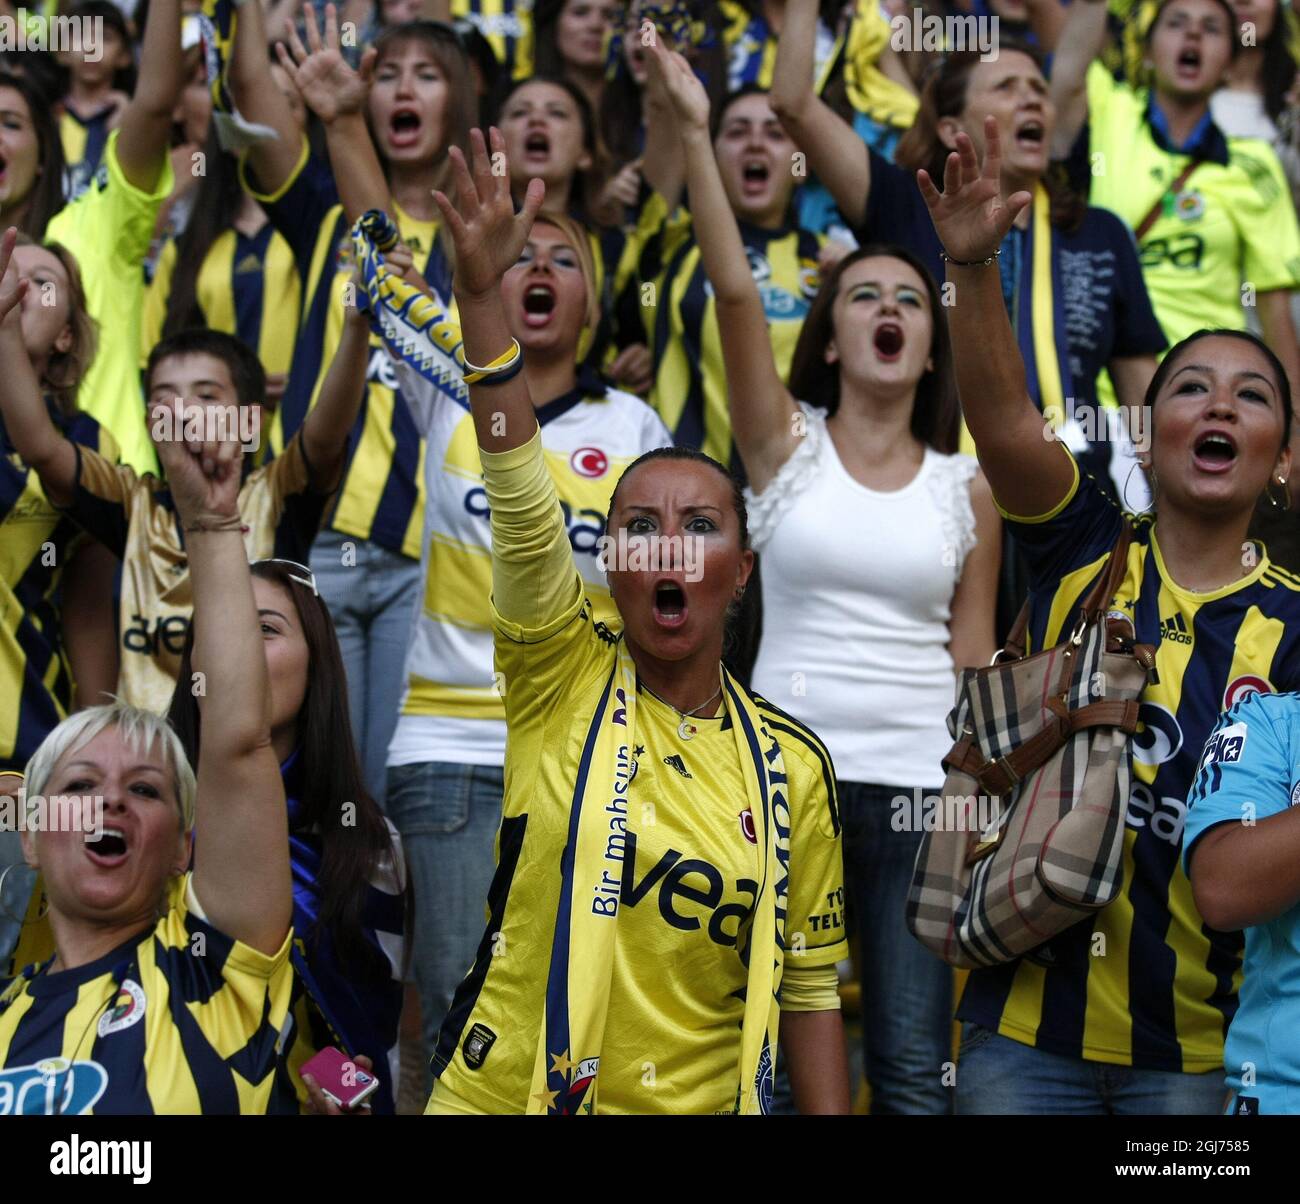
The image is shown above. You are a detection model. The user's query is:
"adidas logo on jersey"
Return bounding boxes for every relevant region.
[1159,613,1192,644]
[663,754,692,779]
[234,254,261,275]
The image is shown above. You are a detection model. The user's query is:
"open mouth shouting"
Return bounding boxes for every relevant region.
[523,129,551,163]
[1192,428,1238,474]
[1013,117,1045,154]
[521,280,557,328]
[740,157,771,199]
[85,825,130,868]
[388,107,423,150]
[873,321,905,362]
[1176,44,1204,81]
[652,578,689,629]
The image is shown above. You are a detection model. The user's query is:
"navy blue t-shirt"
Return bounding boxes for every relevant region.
[857,150,1168,417]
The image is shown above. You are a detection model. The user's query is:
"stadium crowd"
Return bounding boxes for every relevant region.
[0,0,1299,1117]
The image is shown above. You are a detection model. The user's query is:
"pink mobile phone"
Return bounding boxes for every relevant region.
[300,1047,380,1111]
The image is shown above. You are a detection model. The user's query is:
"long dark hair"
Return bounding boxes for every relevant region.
[490,72,603,225]
[1254,5,1299,124]
[370,21,474,189]
[162,128,243,339]
[787,244,960,454]
[0,71,68,239]
[533,0,613,77]
[894,41,1086,233]
[166,561,401,971]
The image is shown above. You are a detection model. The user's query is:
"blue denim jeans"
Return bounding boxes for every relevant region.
[841,780,954,1114]
[956,1023,1228,1115]
[310,529,422,808]
[386,760,504,1099]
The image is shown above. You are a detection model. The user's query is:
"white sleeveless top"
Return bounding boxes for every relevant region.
[747,402,979,787]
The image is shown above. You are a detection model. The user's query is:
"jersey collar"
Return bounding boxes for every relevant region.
[1150,526,1269,601]
[21,931,145,999]
[1144,95,1230,165]
[533,364,607,428]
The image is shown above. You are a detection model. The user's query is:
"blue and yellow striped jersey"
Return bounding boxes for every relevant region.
[452,0,534,79]
[142,224,301,383]
[958,456,1300,1072]
[0,875,295,1114]
[59,104,117,202]
[244,143,447,561]
[623,191,822,467]
[0,410,117,772]
[717,0,840,91]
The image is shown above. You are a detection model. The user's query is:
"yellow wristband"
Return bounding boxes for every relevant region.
[462,339,522,384]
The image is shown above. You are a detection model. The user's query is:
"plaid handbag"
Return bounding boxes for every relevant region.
[906,522,1156,969]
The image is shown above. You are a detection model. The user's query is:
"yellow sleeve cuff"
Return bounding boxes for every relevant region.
[781,963,842,1013]
[239,135,311,205]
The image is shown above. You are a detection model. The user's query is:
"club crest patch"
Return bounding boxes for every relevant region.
[462,1023,497,1070]
[97,979,146,1038]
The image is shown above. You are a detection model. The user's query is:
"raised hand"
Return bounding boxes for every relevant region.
[276,1,375,125]
[432,128,546,303]
[646,35,710,132]
[152,399,244,526]
[596,158,643,214]
[916,117,1031,265]
[0,227,29,330]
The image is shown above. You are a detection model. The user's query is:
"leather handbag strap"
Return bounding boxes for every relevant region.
[1002,521,1135,662]
[943,699,1141,797]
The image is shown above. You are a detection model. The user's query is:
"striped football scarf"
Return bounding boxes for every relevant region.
[526,643,788,1115]
[198,0,278,153]
[351,210,470,408]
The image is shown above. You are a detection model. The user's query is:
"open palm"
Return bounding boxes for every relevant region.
[916,117,1031,265]
[276,2,372,123]
[433,128,546,301]
[646,35,710,132]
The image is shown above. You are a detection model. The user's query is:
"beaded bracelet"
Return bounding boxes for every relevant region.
[940,248,1001,268]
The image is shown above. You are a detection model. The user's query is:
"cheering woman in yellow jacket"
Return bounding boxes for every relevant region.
[415,128,850,1114]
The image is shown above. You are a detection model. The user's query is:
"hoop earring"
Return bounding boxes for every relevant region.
[1123,462,1156,514]
[0,862,46,925]
[1266,476,1292,511]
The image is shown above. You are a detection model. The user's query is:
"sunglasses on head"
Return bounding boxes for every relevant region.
[251,558,319,597]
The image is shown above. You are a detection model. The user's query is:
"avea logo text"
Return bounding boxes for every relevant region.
[0,1059,108,1114]
[464,487,605,556]
[612,830,759,951]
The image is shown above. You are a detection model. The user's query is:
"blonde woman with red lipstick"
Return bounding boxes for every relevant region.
[651,38,1001,1114]
[403,126,850,1115]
